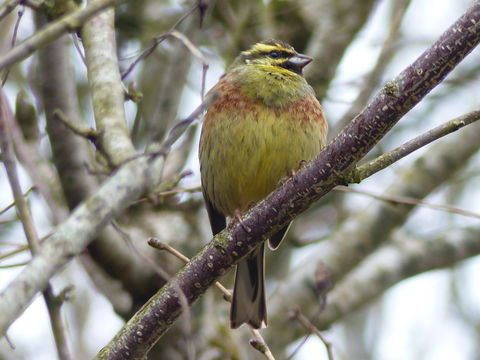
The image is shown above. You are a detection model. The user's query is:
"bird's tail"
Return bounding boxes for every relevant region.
[230,243,267,329]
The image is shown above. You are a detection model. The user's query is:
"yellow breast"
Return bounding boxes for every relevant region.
[200,77,327,216]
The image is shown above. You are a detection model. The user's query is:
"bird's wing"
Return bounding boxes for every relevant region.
[204,193,227,235]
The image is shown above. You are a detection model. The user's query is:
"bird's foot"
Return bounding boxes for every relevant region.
[229,207,253,233]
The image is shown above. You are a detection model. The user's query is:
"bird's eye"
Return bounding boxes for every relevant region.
[269,51,281,58]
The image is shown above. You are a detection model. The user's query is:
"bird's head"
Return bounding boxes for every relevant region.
[230,39,313,75]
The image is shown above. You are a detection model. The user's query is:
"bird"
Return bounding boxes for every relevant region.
[199,39,328,329]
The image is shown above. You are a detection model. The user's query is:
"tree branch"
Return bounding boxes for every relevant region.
[0,0,128,71]
[82,0,136,167]
[349,109,480,182]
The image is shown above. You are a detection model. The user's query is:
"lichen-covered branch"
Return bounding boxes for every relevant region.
[82,0,136,166]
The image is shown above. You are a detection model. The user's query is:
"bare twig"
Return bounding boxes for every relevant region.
[168,30,210,103]
[10,6,23,48]
[0,244,28,261]
[121,4,200,80]
[148,238,233,301]
[349,110,480,182]
[0,262,29,269]
[0,187,34,215]
[291,310,334,360]
[1,4,25,86]
[249,335,276,360]
[335,185,480,220]
[0,230,55,262]
[111,224,195,355]
[52,109,98,141]
[156,185,201,198]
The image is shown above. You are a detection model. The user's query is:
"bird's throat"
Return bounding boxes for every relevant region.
[236,65,311,107]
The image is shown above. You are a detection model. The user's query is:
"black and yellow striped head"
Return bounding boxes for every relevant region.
[233,39,312,75]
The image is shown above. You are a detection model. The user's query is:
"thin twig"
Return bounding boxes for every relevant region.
[291,310,334,360]
[156,185,201,198]
[1,5,25,86]
[158,90,218,152]
[0,262,29,269]
[349,110,480,182]
[201,63,208,101]
[0,244,28,261]
[121,3,200,80]
[0,232,52,261]
[5,333,15,349]
[335,186,480,220]
[11,6,23,48]
[0,187,34,215]
[131,175,197,205]
[111,223,194,352]
[169,30,207,65]
[147,238,275,360]
[148,238,231,302]
[53,109,98,141]
[120,34,168,80]
[249,333,276,360]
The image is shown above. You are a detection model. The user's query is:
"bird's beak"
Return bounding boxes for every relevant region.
[289,53,313,69]
[286,53,313,74]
